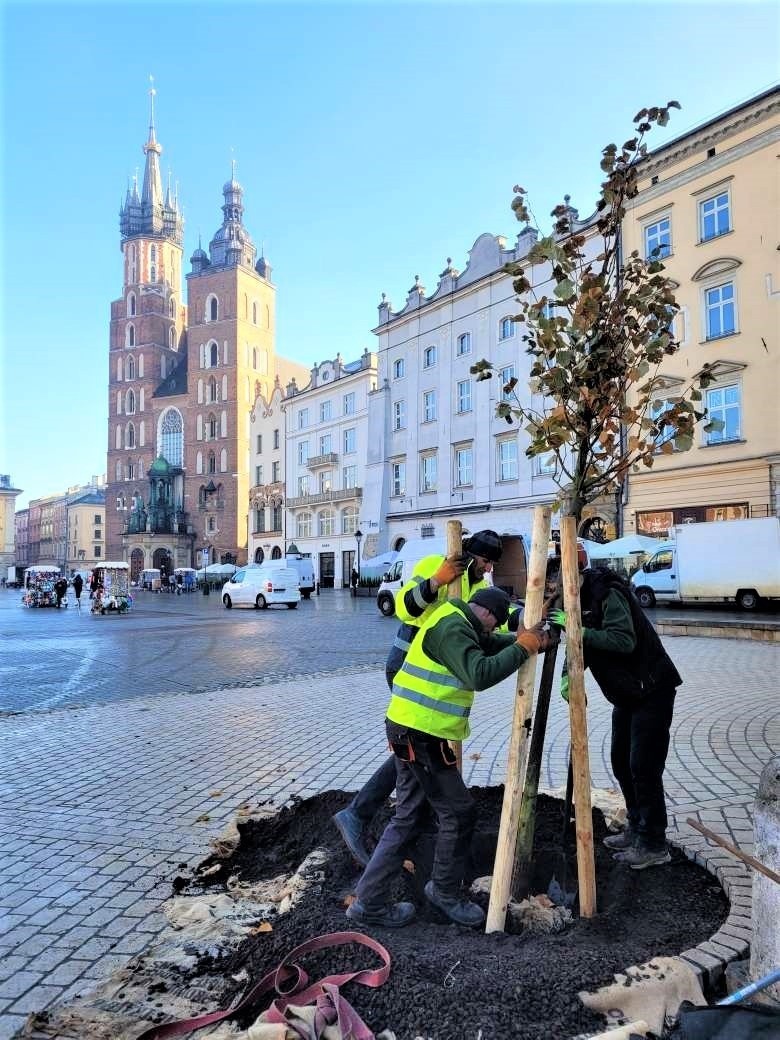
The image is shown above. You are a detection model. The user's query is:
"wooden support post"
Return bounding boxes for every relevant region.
[513,638,559,901]
[560,516,597,918]
[486,505,552,933]
[446,519,464,773]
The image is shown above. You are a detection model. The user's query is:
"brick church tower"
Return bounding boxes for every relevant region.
[106,90,291,580]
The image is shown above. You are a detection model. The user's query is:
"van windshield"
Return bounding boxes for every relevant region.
[233,569,247,582]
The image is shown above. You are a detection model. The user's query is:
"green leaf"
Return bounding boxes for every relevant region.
[554,278,575,300]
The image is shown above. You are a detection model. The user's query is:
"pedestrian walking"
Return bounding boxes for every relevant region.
[333,530,503,865]
[72,573,84,611]
[350,567,359,594]
[54,576,68,609]
[552,567,682,870]
[345,587,550,929]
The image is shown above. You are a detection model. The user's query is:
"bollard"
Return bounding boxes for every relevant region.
[316,581,320,596]
[751,755,780,1003]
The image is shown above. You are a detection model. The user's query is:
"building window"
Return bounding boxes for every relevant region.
[318,470,332,493]
[272,461,281,482]
[705,281,736,340]
[297,441,310,465]
[343,427,356,454]
[500,365,516,402]
[536,454,556,476]
[94,514,102,525]
[255,507,266,533]
[127,324,135,347]
[700,190,731,241]
[499,316,515,340]
[644,216,672,259]
[207,517,216,533]
[320,401,332,422]
[456,380,471,413]
[423,345,437,368]
[456,332,472,356]
[252,301,258,325]
[297,512,312,538]
[342,507,358,535]
[208,377,218,403]
[205,451,215,474]
[125,422,135,448]
[207,413,218,440]
[422,389,437,423]
[297,474,309,495]
[254,547,264,563]
[392,400,406,431]
[256,434,263,453]
[650,399,676,449]
[454,446,473,487]
[255,464,263,485]
[498,438,518,481]
[392,358,405,380]
[208,295,218,321]
[319,433,333,455]
[94,546,102,558]
[128,292,136,317]
[298,408,309,430]
[169,327,175,349]
[420,453,437,492]
[271,504,282,531]
[126,462,134,481]
[391,462,406,497]
[342,464,357,489]
[126,355,135,381]
[705,383,741,444]
[319,510,335,536]
[126,389,136,414]
[273,428,280,449]
[343,392,356,415]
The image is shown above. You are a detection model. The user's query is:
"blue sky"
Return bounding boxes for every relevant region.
[1,1,778,508]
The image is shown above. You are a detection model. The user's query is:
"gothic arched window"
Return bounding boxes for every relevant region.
[127,324,135,347]
[126,355,135,380]
[208,451,217,474]
[208,377,218,403]
[127,292,136,317]
[209,341,219,367]
[207,413,218,440]
[126,421,136,448]
[159,408,183,467]
[150,244,157,283]
[208,296,218,322]
[126,389,136,414]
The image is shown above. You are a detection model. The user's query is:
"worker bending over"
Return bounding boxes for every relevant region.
[346,587,550,929]
[333,531,503,865]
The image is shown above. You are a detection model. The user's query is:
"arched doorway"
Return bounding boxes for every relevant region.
[153,547,172,578]
[579,516,609,544]
[393,537,406,552]
[130,548,144,585]
[254,547,265,564]
[271,546,282,560]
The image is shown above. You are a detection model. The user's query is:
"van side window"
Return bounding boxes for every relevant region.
[233,569,247,582]
[648,550,673,573]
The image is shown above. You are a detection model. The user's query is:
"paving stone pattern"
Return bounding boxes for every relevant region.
[0,634,778,1039]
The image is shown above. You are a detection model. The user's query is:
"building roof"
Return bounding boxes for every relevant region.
[69,491,106,506]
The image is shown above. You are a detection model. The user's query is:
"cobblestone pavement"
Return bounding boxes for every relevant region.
[0,627,777,1039]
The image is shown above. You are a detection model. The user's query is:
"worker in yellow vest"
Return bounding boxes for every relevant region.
[333,531,503,866]
[346,586,550,929]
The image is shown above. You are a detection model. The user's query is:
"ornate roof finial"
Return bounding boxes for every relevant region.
[147,74,158,146]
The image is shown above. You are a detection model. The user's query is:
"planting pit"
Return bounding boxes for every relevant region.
[183,788,728,1039]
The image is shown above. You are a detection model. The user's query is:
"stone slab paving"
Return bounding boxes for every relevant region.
[1,636,778,1039]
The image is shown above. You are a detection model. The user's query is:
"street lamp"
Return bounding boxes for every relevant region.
[355,528,363,587]
[201,542,211,596]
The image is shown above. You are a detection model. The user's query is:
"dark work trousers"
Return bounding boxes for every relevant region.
[356,720,477,909]
[347,666,399,823]
[610,685,676,848]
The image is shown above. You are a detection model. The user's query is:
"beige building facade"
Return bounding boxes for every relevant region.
[622,87,780,537]
[0,475,23,575]
[67,492,106,573]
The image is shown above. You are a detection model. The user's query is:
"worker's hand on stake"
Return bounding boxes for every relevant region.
[515,620,550,654]
[432,555,467,587]
[549,608,567,629]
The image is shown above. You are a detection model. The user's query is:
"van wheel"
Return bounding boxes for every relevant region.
[377,593,395,617]
[736,589,760,611]
[223,594,232,609]
[635,587,655,609]
[287,602,297,609]
[301,590,312,600]
[255,594,267,610]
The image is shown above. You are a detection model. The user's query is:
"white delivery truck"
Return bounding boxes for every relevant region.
[284,553,315,599]
[630,517,780,611]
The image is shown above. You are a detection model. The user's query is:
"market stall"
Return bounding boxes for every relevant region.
[22,565,62,608]
[139,568,162,592]
[174,567,197,592]
[91,562,133,615]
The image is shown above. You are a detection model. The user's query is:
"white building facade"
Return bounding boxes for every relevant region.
[249,382,287,564]
[283,352,378,587]
[362,213,600,555]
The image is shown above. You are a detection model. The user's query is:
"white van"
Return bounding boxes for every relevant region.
[222,564,301,610]
[284,554,315,599]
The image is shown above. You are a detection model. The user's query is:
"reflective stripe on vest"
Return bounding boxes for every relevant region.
[387,600,475,741]
[393,634,412,652]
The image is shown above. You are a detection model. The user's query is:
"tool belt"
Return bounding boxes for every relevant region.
[387,726,458,769]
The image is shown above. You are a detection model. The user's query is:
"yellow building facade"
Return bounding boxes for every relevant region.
[67,494,106,572]
[622,87,779,537]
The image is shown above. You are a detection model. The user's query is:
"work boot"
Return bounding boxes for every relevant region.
[332,808,370,867]
[346,898,416,928]
[424,880,485,928]
[613,841,671,870]
[602,825,635,851]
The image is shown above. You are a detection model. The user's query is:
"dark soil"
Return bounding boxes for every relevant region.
[185,789,728,1040]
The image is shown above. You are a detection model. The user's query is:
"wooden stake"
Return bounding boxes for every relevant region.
[486,505,552,933]
[560,516,597,918]
[446,519,464,773]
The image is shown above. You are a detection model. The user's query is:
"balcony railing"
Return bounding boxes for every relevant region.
[306,452,339,470]
[286,487,362,508]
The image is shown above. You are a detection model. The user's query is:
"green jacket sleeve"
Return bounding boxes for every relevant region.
[423,609,528,692]
[394,555,443,624]
[582,589,636,654]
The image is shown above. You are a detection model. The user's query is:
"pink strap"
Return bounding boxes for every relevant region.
[135,930,390,1040]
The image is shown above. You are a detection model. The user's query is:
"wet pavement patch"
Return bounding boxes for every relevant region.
[183,788,728,1039]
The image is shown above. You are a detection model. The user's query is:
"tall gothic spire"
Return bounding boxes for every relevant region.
[206,159,257,269]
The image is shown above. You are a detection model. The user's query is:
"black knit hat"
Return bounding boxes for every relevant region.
[463,529,503,563]
[469,587,511,626]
